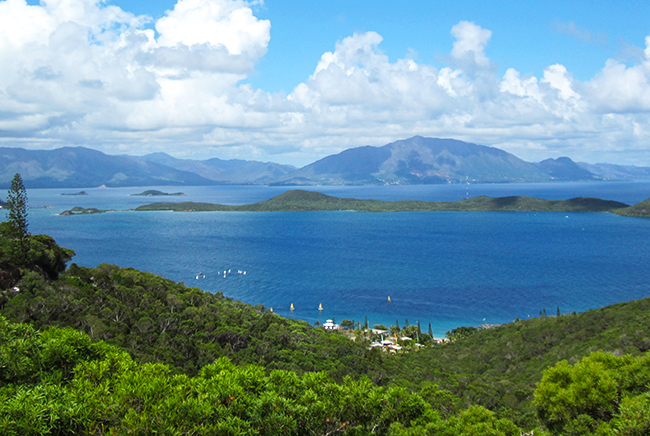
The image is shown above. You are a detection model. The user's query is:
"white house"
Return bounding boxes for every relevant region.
[323,319,340,330]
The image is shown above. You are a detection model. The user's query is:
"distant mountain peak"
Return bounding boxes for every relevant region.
[535,156,597,181]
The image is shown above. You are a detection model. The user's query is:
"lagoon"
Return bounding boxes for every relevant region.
[24,181,650,336]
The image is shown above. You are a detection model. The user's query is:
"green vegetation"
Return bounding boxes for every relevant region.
[615,197,650,218]
[135,189,630,213]
[0,175,74,290]
[1,263,381,380]
[131,189,185,196]
[5,175,650,434]
[0,317,527,435]
[384,297,650,429]
[59,207,110,215]
[5,174,29,264]
[535,352,650,435]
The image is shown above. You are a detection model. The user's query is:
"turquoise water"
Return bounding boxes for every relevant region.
[23,182,650,336]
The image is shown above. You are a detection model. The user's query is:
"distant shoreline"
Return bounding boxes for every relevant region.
[133,189,635,214]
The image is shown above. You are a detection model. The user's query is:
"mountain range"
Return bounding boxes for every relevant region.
[0,136,648,188]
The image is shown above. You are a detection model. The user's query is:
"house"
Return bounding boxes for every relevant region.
[323,319,340,330]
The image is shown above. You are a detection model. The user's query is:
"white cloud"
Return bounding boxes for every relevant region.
[450,21,492,68]
[586,44,650,113]
[1,1,650,167]
[155,0,270,57]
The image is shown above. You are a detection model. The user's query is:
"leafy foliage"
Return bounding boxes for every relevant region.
[0,316,523,436]
[1,263,382,380]
[383,298,650,428]
[535,351,650,435]
[0,177,74,289]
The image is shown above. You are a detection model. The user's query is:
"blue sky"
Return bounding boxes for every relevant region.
[4,0,650,166]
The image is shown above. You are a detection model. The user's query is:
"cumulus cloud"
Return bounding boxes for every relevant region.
[155,0,270,57]
[284,21,650,165]
[450,21,492,68]
[0,0,274,155]
[1,1,650,166]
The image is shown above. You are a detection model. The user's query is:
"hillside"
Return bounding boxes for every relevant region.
[133,189,630,213]
[141,152,296,184]
[387,297,650,428]
[4,224,650,433]
[535,157,597,181]
[578,161,650,180]
[0,136,622,188]
[0,147,216,189]
[273,136,595,185]
[0,263,380,380]
[615,198,650,218]
[0,147,295,188]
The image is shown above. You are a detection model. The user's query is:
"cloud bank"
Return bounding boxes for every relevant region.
[1,0,650,166]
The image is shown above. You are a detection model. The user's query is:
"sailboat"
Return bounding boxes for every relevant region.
[290,303,295,311]
[388,296,391,303]
[318,303,323,311]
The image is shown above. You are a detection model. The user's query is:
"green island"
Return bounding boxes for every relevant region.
[60,191,88,196]
[4,174,650,435]
[135,189,635,215]
[131,189,186,196]
[59,206,111,215]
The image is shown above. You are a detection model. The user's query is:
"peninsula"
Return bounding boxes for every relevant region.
[134,189,631,213]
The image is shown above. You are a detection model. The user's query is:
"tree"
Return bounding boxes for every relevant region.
[445,326,478,342]
[6,173,29,241]
[4,174,29,265]
[533,351,650,435]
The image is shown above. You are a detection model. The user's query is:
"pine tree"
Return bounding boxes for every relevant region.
[5,173,29,264]
[428,323,433,337]
[6,173,28,240]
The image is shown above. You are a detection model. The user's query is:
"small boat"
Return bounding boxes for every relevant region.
[290,303,295,311]
[318,303,323,311]
[388,296,391,303]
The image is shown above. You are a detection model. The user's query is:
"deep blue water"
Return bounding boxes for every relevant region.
[23,182,650,336]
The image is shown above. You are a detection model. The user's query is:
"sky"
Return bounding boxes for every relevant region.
[2,0,650,167]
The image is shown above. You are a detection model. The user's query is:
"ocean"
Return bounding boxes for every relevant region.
[23,181,650,337]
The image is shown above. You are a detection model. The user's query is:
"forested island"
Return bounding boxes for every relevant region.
[135,189,634,214]
[3,174,650,435]
[131,189,185,196]
[59,206,111,215]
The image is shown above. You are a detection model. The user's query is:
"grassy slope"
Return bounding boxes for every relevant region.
[134,189,630,213]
